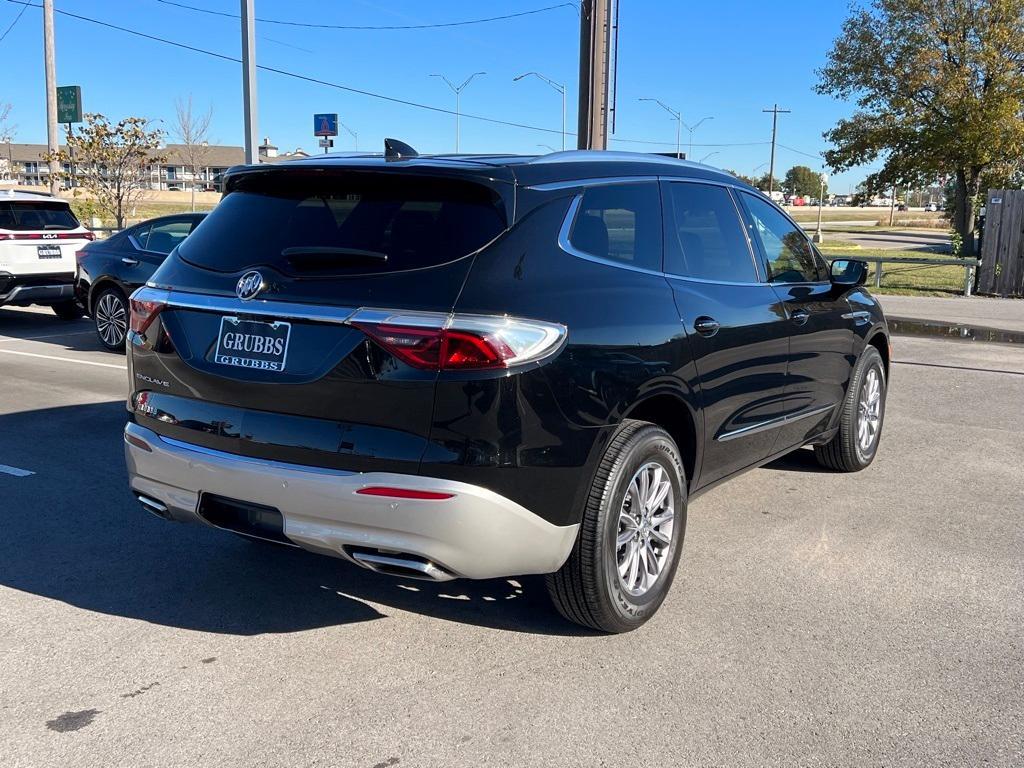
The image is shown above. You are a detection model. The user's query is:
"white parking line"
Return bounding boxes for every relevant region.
[0,348,126,370]
[0,330,94,344]
[0,464,35,477]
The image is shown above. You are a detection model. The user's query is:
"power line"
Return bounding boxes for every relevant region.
[777,142,825,162]
[154,0,577,30]
[0,0,27,44]
[4,0,773,152]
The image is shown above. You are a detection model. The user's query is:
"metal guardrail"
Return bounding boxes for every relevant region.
[853,255,981,297]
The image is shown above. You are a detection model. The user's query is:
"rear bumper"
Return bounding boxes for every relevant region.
[124,422,579,580]
[0,272,75,306]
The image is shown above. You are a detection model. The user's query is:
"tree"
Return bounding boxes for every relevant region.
[755,172,784,192]
[784,165,829,198]
[816,0,1024,256]
[0,103,14,181]
[725,169,758,186]
[172,95,213,212]
[45,113,164,228]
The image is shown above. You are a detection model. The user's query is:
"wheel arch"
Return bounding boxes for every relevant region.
[622,390,701,492]
[865,327,890,377]
[88,277,129,315]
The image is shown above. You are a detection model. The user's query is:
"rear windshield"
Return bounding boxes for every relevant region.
[0,201,80,231]
[177,173,507,275]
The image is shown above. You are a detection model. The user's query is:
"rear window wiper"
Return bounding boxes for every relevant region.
[281,246,387,262]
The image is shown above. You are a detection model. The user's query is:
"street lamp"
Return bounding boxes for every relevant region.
[813,172,829,244]
[514,72,566,151]
[683,116,714,162]
[639,98,681,159]
[339,120,358,151]
[699,150,720,164]
[536,143,558,153]
[430,71,486,153]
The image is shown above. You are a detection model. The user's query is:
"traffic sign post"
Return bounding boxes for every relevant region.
[57,86,83,189]
[313,113,339,153]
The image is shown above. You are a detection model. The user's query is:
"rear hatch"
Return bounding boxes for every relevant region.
[0,198,92,278]
[130,163,515,471]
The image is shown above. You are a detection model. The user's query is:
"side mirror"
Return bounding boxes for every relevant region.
[830,258,867,287]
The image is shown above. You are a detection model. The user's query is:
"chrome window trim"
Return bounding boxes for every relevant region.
[556,192,665,278]
[716,402,836,443]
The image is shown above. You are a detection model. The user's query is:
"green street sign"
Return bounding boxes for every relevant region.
[57,85,82,124]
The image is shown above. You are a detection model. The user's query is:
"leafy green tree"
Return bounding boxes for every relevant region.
[755,173,784,192]
[45,113,164,228]
[725,169,758,186]
[816,0,1024,256]
[784,165,829,198]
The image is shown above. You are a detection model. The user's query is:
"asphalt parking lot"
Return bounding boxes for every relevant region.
[2,304,1022,767]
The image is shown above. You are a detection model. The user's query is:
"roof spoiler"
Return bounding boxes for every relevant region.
[384,138,418,160]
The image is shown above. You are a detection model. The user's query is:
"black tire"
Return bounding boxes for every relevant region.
[546,419,687,633]
[91,287,129,353]
[814,345,886,472]
[52,300,85,321]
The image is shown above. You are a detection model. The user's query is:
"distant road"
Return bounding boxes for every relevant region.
[800,225,952,252]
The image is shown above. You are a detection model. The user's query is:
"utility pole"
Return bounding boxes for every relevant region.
[240,0,258,164]
[577,0,617,150]
[43,0,59,195]
[762,104,790,195]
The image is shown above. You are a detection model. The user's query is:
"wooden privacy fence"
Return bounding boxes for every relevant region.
[978,189,1024,297]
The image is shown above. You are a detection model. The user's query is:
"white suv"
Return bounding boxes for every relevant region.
[0,189,94,318]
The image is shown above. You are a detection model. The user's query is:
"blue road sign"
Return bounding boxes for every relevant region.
[313,113,339,137]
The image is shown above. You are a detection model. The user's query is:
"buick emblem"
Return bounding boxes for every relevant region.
[235,270,266,301]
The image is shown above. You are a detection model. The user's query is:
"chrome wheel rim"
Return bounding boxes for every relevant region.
[96,293,127,347]
[857,367,882,454]
[616,461,675,597]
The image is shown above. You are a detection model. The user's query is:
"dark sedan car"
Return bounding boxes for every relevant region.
[75,213,206,351]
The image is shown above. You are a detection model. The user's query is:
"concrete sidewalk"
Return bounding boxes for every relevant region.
[877,294,1024,332]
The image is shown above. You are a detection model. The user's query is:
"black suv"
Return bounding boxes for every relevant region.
[125,147,888,633]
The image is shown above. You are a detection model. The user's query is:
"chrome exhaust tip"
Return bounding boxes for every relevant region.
[136,494,171,520]
[350,550,455,582]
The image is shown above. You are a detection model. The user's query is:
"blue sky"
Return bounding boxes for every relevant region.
[0,0,880,193]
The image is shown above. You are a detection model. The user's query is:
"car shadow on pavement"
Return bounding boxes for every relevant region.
[0,401,591,637]
[762,446,832,473]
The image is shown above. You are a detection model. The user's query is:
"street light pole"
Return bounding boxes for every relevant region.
[813,172,828,244]
[684,116,714,162]
[514,72,567,151]
[430,72,486,153]
[340,121,358,151]
[240,0,259,164]
[639,98,681,158]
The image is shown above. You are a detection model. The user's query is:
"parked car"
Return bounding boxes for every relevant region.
[76,213,206,351]
[124,146,889,633]
[0,189,94,319]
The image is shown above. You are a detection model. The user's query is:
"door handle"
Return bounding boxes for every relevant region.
[791,308,810,326]
[693,316,720,337]
[121,257,139,266]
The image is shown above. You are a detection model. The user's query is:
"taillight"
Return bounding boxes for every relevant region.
[349,309,565,372]
[130,296,166,336]
[82,231,96,241]
[0,233,10,241]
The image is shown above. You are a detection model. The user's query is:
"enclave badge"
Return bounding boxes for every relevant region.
[236,270,266,301]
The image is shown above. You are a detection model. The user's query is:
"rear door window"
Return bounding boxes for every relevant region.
[664,182,758,282]
[741,193,827,283]
[143,219,194,254]
[177,174,507,275]
[0,201,80,231]
[568,182,662,271]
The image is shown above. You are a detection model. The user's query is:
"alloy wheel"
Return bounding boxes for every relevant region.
[96,293,127,348]
[857,367,882,454]
[616,461,675,597]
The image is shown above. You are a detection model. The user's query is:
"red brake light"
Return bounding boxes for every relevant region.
[83,231,96,241]
[0,233,10,241]
[353,323,516,371]
[356,486,454,500]
[129,297,166,336]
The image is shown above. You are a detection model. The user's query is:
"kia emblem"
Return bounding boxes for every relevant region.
[236,270,266,301]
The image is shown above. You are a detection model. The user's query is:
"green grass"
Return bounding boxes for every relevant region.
[817,245,970,296]
[70,200,217,226]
